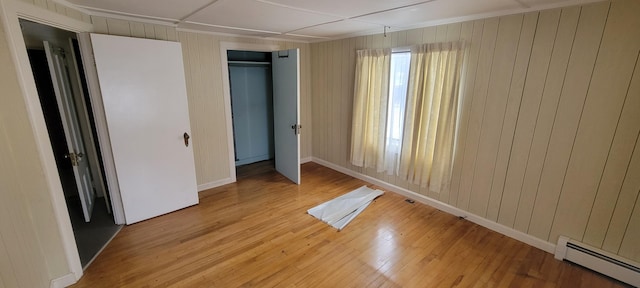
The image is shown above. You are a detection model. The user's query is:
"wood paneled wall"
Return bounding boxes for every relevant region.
[18,0,91,23]
[0,6,71,286]
[91,17,313,188]
[311,0,640,262]
[0,0,94,286]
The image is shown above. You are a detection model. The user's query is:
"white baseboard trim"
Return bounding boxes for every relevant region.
[197,177,235,192]
[50,272,77,288]
[301,156,312,164]
[311,157,556,254]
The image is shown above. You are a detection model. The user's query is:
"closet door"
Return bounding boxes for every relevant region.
[272,49,300,184]
[90,34,198,224]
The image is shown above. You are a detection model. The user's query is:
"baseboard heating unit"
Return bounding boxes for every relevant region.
[555,236,640,286]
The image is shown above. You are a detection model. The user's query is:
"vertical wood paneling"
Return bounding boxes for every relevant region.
[445,23,462,43]
[106,18,132,36]
[464,17,499,215]
[601,67,640,255]
[489,12,538,221]
[529,2,609,243]
[584,54,640,248]
[301,44,312,159]
[313,41,326,160]
[472,14,523,219]
[549,0,640,243]
[447,21,474,205]
[33,0,45,7]
[0,239,14,287]
[452,20,483,209]
[309,0,640,263]
[92,16,108,34]
[166,28,177,42]
[618,187,640,260]
[339,40,351,167]
[45,0,54,11]
[437,23,462,202]
[406,28,423,46]
[422,26,437,44]
[498,9,560,227]
[144,24,156,39]
[515,6,580,234]
[154,26,168,41]
[65,8,83,22]
[130,22,146,38]
[329,40,339,165]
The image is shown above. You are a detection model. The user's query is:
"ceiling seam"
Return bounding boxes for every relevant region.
[178,0,222,22]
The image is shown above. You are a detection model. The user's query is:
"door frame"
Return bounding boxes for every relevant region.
[0,1,109,284]
[219,42,280,186]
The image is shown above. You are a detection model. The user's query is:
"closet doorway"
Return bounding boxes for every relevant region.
[20,19,121,269]
[221,43,301,184]
[228,50,275,171]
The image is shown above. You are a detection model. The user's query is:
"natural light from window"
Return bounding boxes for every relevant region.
[383,52,411,174]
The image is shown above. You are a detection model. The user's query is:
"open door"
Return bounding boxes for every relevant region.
[67,38,111,215]
[43,41,95,222]
[272,49,301,184]
[90,34,198,224]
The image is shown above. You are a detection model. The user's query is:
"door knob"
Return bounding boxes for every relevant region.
[183,132,190,147]
[64,152,83,166]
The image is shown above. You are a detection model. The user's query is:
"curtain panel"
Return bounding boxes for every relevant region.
[350,49,391,169]
[398,42,465,193]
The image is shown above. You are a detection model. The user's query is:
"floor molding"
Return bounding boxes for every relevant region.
[50,272,77,288]
[197,177,235,192]
[311,157,556,254]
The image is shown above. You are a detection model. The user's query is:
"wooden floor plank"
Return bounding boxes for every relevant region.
[72,162,629,287]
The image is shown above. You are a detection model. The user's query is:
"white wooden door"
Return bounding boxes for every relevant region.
[44,41,95,222]
[67,38,111,215]
[272,49,301,184]
[90,34,198,224]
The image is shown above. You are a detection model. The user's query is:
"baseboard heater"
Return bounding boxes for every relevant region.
[555,236,640,287]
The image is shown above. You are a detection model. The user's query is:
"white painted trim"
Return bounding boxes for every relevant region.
[219,41,281,187]
[197,177,235,192]
[555,236,569,260]
[175,28,311,44]
[49,272,77,288]
[0,0,84,283]
[71,4,179,26]
[311,157,556,254]
[301,156,312,164]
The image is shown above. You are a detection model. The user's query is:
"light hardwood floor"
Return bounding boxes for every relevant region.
[72,162,629,287]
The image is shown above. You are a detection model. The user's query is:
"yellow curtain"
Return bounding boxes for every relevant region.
[350,49,391,168]
[398,42,464,192]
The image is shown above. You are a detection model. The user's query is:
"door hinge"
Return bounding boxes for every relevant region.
[291,124,302,135]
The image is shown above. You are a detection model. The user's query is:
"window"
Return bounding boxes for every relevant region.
[383,52,410,174]
[350,43,464,192]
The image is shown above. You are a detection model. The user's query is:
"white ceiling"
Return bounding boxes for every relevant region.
[66,0,597,42]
